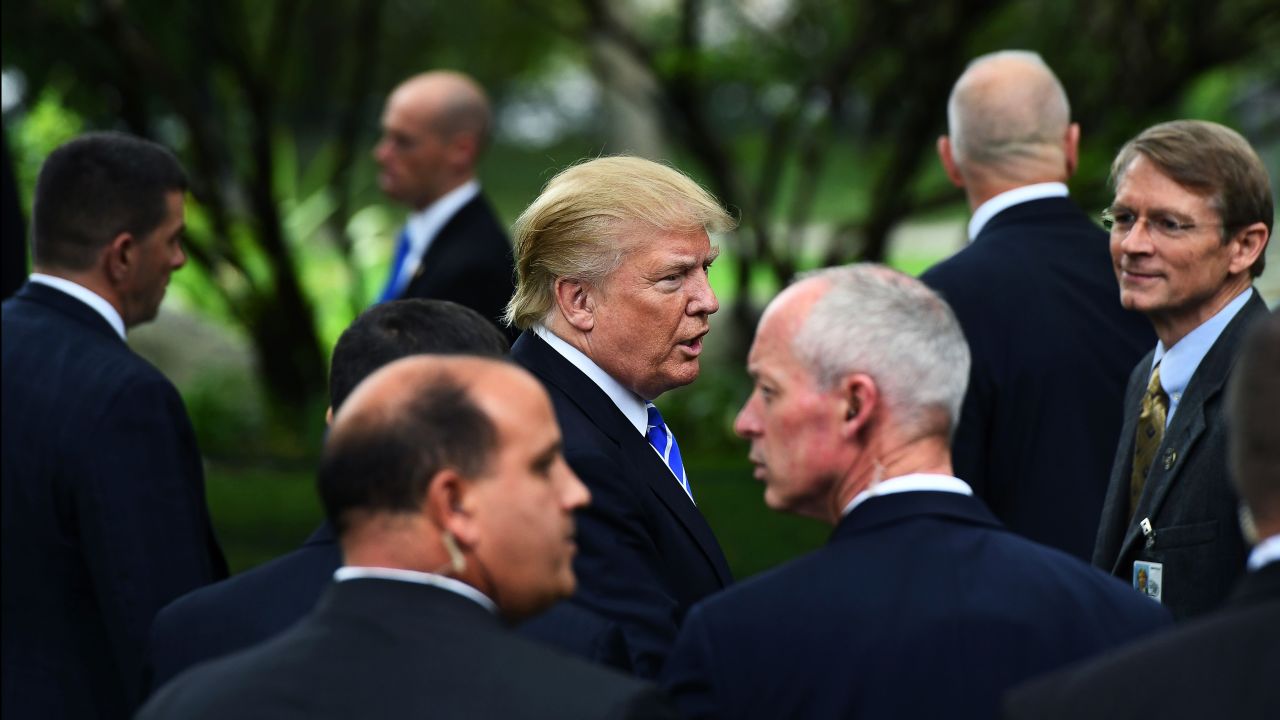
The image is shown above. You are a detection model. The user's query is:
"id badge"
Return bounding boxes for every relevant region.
[1133,560,1163,602]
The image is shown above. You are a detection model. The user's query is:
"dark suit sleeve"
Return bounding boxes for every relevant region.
[660,605,720,720]
[76,375,225,704]
[571,451,685,679]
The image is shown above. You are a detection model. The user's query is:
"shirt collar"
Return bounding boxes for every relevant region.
[28,273,127,340]
[1248,534,1280,572]
[1151,287,1253,424]
[334,566,497,614]
[533,324,648,435]
[968,182,1069,242]
[395,180,482,288]
[841,473,973,517]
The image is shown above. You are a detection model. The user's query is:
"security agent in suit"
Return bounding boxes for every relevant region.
[147,299,629,692]
[1007,310,1280,720]
[138,357,677,720]
[505,156,736,678]
[1,132,227,719]
[921,50,1154,560]
[661,265,1170,720]
[1093,120,1272,620]
[373,70,515,339]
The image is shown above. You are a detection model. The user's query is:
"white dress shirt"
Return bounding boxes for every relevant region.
[841,473,973,517]
[1247,535,1280,572]
[533,325,698,500]
[967,182,1070,242]
[1151,287,1253,427]
[389,180,482,295]
[28,273,126,340]
[334,566,497,614]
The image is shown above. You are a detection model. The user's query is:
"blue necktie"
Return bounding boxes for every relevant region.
[377,227,412,303]
[646,403,692,502]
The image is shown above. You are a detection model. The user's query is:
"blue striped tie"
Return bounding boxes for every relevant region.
[645,402,692,502]
[377,227,412,303]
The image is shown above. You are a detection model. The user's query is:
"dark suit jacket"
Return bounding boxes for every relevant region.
[397,192,516,341]
[1,282,227,719]
[511,331,733,678]
[147,522,630,692]
[921,196,1154,560]
[661,491,1171,720]
[138,578,677,720]
[1004,561,1280,720]
[1093,290,1267,620]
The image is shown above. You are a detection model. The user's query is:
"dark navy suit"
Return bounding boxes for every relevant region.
[147,522,631,693]
[662,490,1170,720]
[511,331,733,678]
[1005,561,1280,719]
[1093,291,1267,620]
[140,579,676,720]
[2,282,227,719]
[396,192,516,341]
[921,196,1154,560]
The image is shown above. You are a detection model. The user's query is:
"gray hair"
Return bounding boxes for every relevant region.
[793,264,971,439]
[947,50,1071,169]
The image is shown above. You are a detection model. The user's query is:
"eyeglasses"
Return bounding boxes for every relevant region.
[1101,208,1217,240]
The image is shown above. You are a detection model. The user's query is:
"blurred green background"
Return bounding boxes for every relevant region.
[3,0,1277,577]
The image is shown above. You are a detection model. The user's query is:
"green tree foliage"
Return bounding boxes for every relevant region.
[1,0,559,416]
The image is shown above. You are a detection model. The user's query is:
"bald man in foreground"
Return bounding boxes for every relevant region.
[139,357,676,719]
[372,71,515,337]
[921,50,1153,560]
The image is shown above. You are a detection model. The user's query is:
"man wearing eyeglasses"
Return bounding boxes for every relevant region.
[921,51,1154,562]
[1093,119,1271,621]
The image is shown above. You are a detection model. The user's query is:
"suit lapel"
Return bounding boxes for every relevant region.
[409,194,483,285]
[1098,355,1150,571]
[512,332,731,585]
[1115,292,1267,567]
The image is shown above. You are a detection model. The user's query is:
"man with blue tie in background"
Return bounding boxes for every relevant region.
[373,70,515,338]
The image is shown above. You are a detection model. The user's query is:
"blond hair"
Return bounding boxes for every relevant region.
[504,156,736,330]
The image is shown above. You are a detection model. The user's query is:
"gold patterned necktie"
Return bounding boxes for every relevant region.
[1129,363,1168,517]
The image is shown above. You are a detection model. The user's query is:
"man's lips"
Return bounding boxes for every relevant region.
[677,330,709,355]
[1121,267,1162,283]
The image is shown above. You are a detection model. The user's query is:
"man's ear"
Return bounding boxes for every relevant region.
[837,373,879,440]
[554,277,595,332]
[937,136,965,189]
[103,232,136,285]
[1228,223,1269,276]
[1063,122,1081,177]
[426,468,479,545]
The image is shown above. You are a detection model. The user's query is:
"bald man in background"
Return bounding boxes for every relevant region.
[921,50,1153,560]
[373,71,515,338]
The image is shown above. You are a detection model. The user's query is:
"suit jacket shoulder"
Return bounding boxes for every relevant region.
[401,192,515,338]
[511,331,731,678]
[139,579,678,720]
[663,491,1169,720]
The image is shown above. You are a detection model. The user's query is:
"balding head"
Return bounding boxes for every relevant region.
[374,71,492,210]
[320,355,589,621]
[939,51,1078,204]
